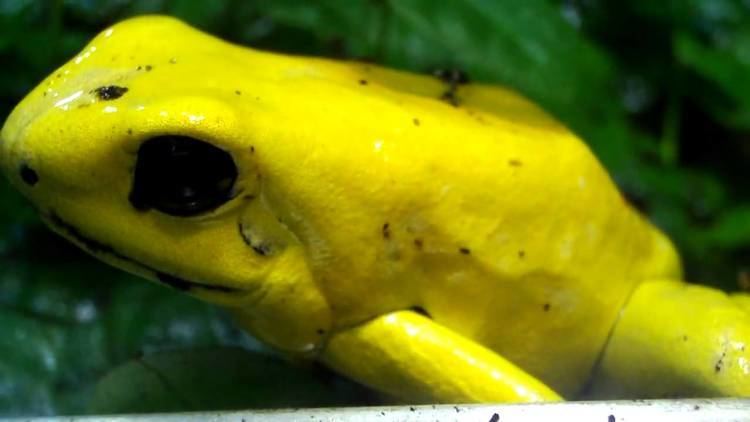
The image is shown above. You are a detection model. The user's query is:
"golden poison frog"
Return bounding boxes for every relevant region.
[1,16,749,402]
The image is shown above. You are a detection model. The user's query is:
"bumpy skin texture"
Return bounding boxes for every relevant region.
[1,16,748,402]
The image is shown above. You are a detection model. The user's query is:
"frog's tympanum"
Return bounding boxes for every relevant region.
[2,16,749,403]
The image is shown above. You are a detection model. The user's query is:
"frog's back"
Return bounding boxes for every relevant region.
[250,50,683,395]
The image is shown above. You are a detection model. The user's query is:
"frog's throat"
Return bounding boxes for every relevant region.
[42,211,243,294]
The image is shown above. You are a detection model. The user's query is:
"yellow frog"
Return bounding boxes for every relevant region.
[1,16,749,403]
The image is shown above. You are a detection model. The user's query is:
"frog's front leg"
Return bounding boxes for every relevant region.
[321,310,562,403]
[589,279,750,398]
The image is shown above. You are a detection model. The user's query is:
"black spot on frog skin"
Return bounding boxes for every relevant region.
[715,351,726,373]
[382,223,391,239]
[413,238,424,250]
[19,164,39,186]
[543,303,551,312]
[145,65,153,71]
[434,69,469,107]
[518,250,526,258]
[359,79,368,85]
[235,90,241,95]
[441,90,460,107]
[413,118,420,126]
[508,159,523,167]
[92,85,128,101]
[459,247,471,255]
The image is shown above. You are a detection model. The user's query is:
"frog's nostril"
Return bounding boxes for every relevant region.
[19,163,39,186]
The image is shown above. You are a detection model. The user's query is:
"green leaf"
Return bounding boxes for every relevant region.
[675,30,750,129]
[703,205,750,249]
[89,348,375,413]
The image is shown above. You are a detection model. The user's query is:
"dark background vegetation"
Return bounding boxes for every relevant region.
[0,0,748,416]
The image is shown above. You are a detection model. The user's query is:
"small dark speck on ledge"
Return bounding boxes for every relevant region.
[489,413,499,422]
[608,415,615,422]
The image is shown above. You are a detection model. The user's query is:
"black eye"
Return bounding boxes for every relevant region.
[129,136,238,216]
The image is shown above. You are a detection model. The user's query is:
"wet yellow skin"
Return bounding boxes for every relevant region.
[1,16,749,402]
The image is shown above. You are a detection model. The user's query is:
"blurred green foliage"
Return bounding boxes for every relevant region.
[0,0,748,416]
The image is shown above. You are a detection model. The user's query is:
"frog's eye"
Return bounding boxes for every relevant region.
[129,136,237,217]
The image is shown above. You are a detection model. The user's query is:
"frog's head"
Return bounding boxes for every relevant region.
[0,16,332,353]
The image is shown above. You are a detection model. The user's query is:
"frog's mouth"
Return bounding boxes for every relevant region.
[43,211,242,294]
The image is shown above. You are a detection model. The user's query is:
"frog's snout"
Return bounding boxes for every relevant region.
[0,110,36,191]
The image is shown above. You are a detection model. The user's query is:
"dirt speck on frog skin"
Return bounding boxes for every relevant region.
[382,223,391,239]
[92,85,128,101]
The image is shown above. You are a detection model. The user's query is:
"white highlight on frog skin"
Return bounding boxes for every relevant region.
[53,90,83,109]
[577,176,586,189]
[74,47,97,65]
[103,105,118,113]
[183,112,205,123]
[373,139,384,152]
[738,356,750,375]
[103,28,114,38]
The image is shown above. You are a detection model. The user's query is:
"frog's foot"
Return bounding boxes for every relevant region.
[588,279,750,398]
[320,310,562,403]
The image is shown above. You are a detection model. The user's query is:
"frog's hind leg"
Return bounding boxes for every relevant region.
[320,310,562,403]
[588,279,750,398]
